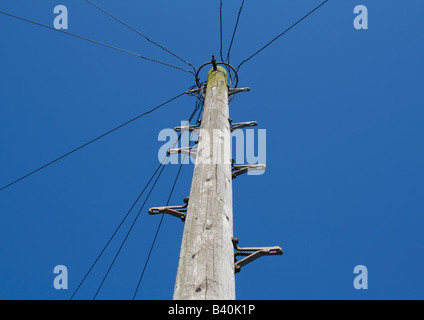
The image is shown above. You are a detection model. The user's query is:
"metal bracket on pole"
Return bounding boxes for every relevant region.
[231,160,266,179]
[228,87,250,97]
[229,120,258,132]
[187,82,207,99]
[196,60,238,89]
[149,198,189,222]
[232,237,283,274]
[168,145,198,159]
[174,123,201,134]
[186,88,201,95]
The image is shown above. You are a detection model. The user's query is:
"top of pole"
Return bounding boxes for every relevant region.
[207,65,228,95]
[195,58,238,89]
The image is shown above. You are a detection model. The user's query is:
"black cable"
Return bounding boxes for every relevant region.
[132,161,183,300]
[0,10,194,74]
[0,91,187,192]
[71,98,200,300]
[132,96,204,300]
[226,0,245,65]
[90,98,202,299]
[93,162,168,300]
[217,0,235,85]
[85,0,196,75]
[236,0,330,72]
[215,0,236,85]
[69,161,164,300]
[219,0,224,62]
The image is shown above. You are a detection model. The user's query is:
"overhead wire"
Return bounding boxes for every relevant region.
[131,163,183,300]
[93,162,168,300]
[132,91,204,300]
[226,0,245,65]
[219,0,224,62]
[0,0,333,299]
[236,0,330,72]
[0,10,194,75]
[69,161,164,300]
[218,1,234,84]
[0,91,187,192]
[84,0,196,75]
[89,98,202,300]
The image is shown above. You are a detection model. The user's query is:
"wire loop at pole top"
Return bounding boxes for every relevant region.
[195,61,239,89]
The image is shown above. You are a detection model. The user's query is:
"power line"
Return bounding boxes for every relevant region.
[69,161,164,300]
[71,100,201,300]
[226,0,245,65]
[236,0,330,72]
[93,162,168,300]
[132,96,204,300]
[0,10,194,74]
[0,91,187,192]
[85,0,196,75]
[92,101,202,299]
[132,160,183,300]
[218,1,234,83]
[219,0,224,62]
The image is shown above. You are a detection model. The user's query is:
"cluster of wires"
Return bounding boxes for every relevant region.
[218,0,329,76]
[0,0,330,299]
[70,94,204,300]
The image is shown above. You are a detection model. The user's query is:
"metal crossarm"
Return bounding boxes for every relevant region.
[187,83,206,98]
[186,88,201,95]
[232,238,283,273]
[174,123,201,134]
[231,160,266,179]
[230,121,258,132]
[148,198,189,222]
[168,146,198,159]
[228,87,250,97]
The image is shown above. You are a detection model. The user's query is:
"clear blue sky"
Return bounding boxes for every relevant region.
[0,0,423,300]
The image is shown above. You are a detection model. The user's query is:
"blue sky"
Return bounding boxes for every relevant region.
[0,0,423,300]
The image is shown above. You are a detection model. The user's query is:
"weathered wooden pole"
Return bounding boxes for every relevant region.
[173,65,235,300]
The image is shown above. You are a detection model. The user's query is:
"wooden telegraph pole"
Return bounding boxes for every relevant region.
[173,63,235,300]
[149,57,282,300]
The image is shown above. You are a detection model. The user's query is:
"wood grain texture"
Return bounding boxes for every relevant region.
[173,67,235,300]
